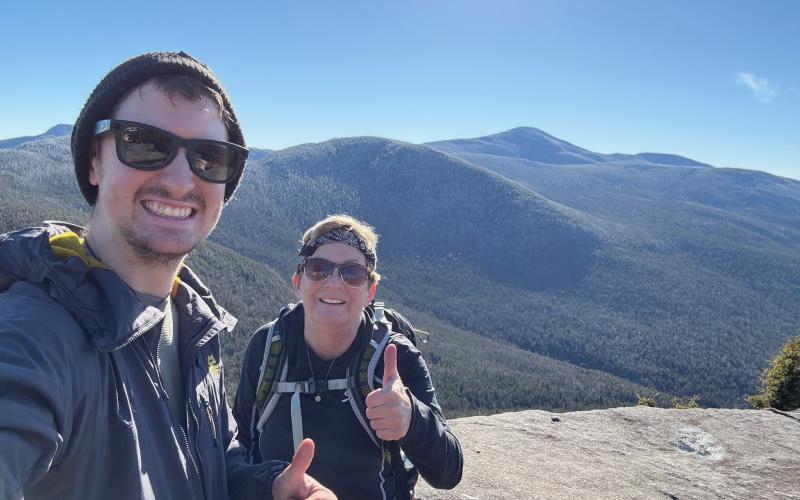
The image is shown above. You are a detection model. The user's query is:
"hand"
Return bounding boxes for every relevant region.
[365,343,412,441]
[272,438,337,500]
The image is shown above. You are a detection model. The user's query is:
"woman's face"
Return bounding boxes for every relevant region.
[294,242,377,333]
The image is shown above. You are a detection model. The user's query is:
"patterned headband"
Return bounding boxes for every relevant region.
[298,227,377,268]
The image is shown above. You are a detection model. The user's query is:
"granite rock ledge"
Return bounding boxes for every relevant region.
[416,406,800,499]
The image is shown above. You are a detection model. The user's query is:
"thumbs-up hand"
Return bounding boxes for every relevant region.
[365,343,412,441]
[272,438,337,500]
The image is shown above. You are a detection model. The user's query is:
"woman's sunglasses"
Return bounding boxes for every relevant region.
[94,119,248,183]
[301,257,371,288]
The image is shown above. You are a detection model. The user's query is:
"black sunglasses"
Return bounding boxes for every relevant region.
[94,119,248,183]
[301,257,371,288]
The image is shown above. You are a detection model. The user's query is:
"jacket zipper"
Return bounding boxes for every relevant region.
[144,339,206,498]
[189,392,206,480]
[204,387,219,447]
[183,319,223,492]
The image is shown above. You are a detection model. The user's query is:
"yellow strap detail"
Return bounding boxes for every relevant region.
[48,232,109,270]
[171,276,181,298]
[49,232,183,295]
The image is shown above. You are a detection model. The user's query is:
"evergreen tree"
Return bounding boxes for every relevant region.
[748,336,800,411]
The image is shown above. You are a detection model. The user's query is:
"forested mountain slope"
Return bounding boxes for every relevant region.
[2,126,798,410]
[0,131,656,416]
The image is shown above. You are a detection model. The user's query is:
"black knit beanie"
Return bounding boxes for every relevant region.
[71,51,246,205]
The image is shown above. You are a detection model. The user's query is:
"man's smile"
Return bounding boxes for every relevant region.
[142,200,197,219]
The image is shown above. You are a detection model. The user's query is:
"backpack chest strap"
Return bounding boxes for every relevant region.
[275,378,349,394]
[281,377,351,453]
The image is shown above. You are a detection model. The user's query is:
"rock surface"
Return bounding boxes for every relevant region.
[416,407,800,499]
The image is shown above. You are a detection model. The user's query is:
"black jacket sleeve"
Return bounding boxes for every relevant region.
[224,404,287,500]
[390,335,464,489]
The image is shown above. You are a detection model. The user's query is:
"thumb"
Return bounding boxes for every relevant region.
[382,343,400,385]
[286,438,315,480]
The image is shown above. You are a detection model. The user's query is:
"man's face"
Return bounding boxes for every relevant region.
[89,81,227,264]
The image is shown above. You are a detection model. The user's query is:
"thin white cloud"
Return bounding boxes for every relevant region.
[735,72,779,103]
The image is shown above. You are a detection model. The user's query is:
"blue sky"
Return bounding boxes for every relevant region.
[2,0,798,179]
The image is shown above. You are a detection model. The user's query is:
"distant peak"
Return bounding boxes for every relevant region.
[426,126,603,165]
[633,152,711,168]
[492,127,585,148]
[427,127,714,168]
[0,124,73,150]
[44,124,73,136]
[503,126,551,136]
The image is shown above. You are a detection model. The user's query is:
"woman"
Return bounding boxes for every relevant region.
[234,215,463,499]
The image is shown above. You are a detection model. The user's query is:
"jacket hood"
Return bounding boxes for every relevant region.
[0,222,236,350]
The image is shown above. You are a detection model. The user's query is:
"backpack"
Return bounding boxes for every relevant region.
[248,301,428,499]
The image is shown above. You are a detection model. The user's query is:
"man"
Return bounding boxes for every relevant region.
[0,51,334,500]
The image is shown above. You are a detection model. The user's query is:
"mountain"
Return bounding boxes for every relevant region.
[425,128,800,405]
[0,124,73,149]
[218,136,599,291]
[217,133,800,407]
[427,127,608,165]
[1,125,798,414]
[427,126,711,167]
[0,132,657,417]
[246,147,272,162]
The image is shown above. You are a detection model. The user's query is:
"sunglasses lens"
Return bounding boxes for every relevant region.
[340,264,369,287]
[192,143,239,182]
[303,258,370,287]
[119,126,172,168]
[111,121,242,182]
[304,258,335,282]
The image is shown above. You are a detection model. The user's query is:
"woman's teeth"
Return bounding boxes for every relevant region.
[320,298,345,304]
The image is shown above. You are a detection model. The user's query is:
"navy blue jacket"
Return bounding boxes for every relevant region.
[0,224,283,500]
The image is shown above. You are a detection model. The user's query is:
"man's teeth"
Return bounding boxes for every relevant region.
[143,201,193,219]
[320,298,345,304]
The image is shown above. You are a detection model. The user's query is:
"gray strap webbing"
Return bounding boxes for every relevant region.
[284,378,350,453]
[367,327,391,391]
[276,378,349,393]
[370,304,393,389]
[346,365,380,448]
[290,389,303,453]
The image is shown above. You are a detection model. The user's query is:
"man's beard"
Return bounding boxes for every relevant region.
[121,224,191,266]
[121,185,209,266]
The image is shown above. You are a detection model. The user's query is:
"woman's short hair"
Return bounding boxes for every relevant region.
[300,214,381,283]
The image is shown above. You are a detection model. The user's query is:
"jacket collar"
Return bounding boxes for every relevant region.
[0,223,236,351]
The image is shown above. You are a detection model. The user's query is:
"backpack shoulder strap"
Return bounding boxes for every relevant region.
[362,302,394,396]
[368,304,421,499]
[346,306,393,448]
[251,316,290,440]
